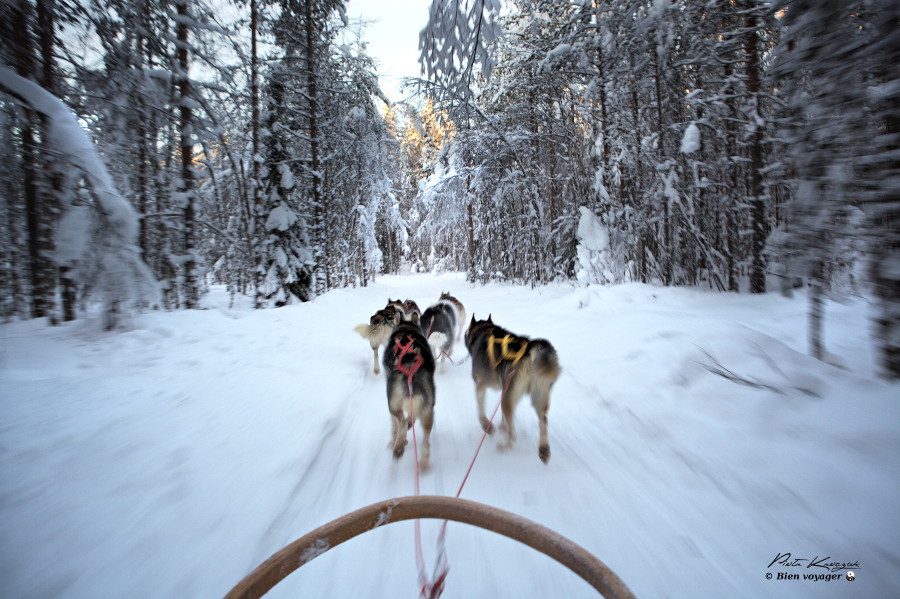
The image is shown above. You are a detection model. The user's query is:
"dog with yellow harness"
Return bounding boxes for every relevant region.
[464,315,561,463]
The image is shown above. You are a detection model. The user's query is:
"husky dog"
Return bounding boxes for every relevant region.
[403,299,421,320]
[439,292,466,341]
[464,315,561,464]
[353,303,403,374]
[387,299,408,318]
[384,313,437,469]
[420,301,456,370]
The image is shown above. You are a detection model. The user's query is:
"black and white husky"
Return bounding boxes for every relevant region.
[420,301,457,370]
[439,292,466,341]
[464,315,561,463]
[384,313,437,470]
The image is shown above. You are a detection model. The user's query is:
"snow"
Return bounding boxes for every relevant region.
[0,67,137,240]
[278,163,295,191]
[576,206,608,252]
[1,273,897,598]
[265,203,298,232]
[55,205,92,266]
[576,207,616,286]
[680,122,700,154]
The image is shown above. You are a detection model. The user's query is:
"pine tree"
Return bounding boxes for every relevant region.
[770,0,872,361]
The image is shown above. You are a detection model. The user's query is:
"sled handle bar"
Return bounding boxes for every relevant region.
[223,495,637,599]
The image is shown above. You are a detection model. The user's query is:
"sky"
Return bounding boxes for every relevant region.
[346,0,433,100]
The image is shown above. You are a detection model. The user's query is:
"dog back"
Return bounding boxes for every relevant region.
[465,318,560,386]
[421,303,456,338]
[384,322,436,399]
[403,299,421,319]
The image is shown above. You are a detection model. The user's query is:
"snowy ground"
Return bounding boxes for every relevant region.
[1,273,897,599]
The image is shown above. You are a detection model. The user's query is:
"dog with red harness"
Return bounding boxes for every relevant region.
[384,312,437,470]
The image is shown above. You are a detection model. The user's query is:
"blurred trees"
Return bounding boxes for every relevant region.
[1,0,897,376]
[1,0,402,320]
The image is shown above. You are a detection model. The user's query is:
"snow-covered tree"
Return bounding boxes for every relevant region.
[0,67,159,327]
[770,0,898,373]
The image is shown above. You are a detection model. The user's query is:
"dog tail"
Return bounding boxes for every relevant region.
[353,323,374,341]
[530,339,561,381]
[428,331,448,357]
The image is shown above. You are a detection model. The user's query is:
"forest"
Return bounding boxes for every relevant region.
[0,0,897,378]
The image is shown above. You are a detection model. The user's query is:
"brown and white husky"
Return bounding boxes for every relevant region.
[353,301,403,374]
[464,315,561,463]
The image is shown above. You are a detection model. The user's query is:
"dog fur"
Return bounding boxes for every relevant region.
[387,299,407,318]
[439,292,467,341]
[420,301,457,370]
[354,303,402,374]
[383,314,437,469]
[403,299,421,320]
[464,315,560,463]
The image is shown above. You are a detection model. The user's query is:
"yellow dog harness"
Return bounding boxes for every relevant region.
[487,334,528,368]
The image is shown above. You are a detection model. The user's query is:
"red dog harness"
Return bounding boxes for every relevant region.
[393,334,424,391]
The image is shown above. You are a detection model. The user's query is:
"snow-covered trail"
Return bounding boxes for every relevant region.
[1,273,897,599]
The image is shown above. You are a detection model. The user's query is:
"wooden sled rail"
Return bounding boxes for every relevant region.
[223,495,637,599]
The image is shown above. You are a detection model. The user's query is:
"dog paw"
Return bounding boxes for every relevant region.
[419,458,431,472]
[393,440,407,459]
[539,444,551,464]
[497,440,513,452]
[479,417,494,434]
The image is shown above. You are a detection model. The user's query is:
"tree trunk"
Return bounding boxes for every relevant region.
[305,0,325,298]
[868,7,900,378]
[250,0,264,308]
[177,0,198,308]
[745,9,767,293]
[808,261,825,361]
[653,53,671,287]
[12,0,53,320]
[135,3,151,270]
[38,0,72,323]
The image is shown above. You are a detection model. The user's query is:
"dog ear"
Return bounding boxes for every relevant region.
[487,313,493,323]
[411,312,421,326]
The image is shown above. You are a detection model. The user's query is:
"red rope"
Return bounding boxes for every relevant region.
[412,368,516,599]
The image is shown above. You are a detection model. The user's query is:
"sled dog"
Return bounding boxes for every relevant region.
[439,292,466,341]
[386,299,408,318]
[403,299,421,320]
[464,315,561,464]
[384,313,437,469]
[420,301,457,370]
[353,304,402,374]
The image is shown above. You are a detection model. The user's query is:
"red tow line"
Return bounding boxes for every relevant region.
[409,365,517,599]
